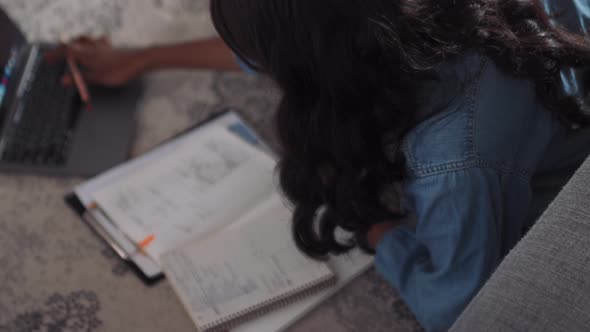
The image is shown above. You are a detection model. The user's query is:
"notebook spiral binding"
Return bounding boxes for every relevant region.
[201,274,337,332]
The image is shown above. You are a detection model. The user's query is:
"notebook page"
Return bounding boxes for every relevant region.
[91,126,277,263]
[71,112,265,278]
[161,195,334,330]
[235,250,373,332]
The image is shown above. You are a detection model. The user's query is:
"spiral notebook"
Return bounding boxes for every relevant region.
[161,195,336,332]
[66,109,374,331]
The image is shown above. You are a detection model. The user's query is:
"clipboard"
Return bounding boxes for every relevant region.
[64,108,271,285]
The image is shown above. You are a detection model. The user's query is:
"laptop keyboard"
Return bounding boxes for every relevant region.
[1,50,81,166]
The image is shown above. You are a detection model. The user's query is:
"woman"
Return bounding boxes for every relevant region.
[51,1,590,330]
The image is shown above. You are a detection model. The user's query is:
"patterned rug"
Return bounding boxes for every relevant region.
[0,1,422,331]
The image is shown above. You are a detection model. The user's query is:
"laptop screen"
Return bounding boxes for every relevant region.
[0,9,25,115]
[0,9,25,63]
[0,47,18,109]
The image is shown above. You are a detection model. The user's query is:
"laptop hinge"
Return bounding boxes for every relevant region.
[15,45,39,99]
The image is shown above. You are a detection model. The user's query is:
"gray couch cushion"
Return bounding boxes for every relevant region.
[451,156,590,331]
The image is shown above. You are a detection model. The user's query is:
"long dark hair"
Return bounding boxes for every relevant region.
[211,0,590,257]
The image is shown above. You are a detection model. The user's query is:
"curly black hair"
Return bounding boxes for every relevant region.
[211,0,590,257]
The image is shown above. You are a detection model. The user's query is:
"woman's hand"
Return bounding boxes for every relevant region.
[367,222,397,250]
[45,36,147,87]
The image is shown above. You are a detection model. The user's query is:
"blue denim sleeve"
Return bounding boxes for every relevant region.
[375,168,503,332]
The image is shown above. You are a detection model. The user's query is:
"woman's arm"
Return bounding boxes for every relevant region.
[46,37,241,87]
[142,38,241,72]
[375,167,504,332]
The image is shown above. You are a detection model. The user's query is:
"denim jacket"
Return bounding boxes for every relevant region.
[374,1,590,331]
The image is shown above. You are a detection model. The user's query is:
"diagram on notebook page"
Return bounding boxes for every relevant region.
[91,127,277,263]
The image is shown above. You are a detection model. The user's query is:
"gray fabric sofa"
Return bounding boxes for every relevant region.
[451,156,590,331]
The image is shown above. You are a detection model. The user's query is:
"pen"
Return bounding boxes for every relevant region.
[60,36,91,110]
[88,202,156,256]
[136,234,156,254]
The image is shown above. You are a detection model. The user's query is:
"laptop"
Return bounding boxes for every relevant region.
[0,8,141,176]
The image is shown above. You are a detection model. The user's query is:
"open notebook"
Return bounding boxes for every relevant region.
[162,195,336,331]
[90,125,277,266]
[66,110,373,331]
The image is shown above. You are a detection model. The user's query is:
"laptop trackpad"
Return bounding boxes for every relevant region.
[66,83,142,176]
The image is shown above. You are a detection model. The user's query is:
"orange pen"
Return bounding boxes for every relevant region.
[66,56,91,104]
[137,234,156,253]
[60,36,91,110]
[87,202,155,255]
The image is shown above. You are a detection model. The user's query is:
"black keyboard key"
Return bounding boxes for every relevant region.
[3,149,15,162]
